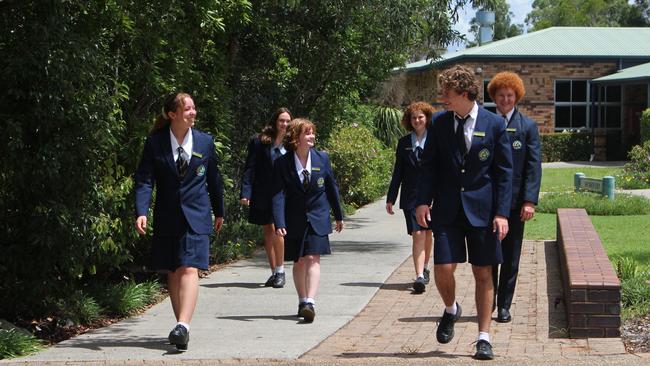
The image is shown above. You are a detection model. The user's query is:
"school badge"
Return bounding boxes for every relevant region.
[196,165,206,177]
[478,148,490,161]
[317,177,325,188]
[512,140,522,150]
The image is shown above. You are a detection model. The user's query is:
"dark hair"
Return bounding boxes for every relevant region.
[438,65,480,101]
[401,101,436,131]
[283,118,316,151]
[260,107,293,144]
[152,92,193,132]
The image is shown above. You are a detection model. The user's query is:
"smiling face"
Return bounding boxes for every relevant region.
[276,112,291,136]
[440,88,468,115]
[297,126,315,150]
[494,87,516,115]
[410,110,427,135]
[169,97,196,129]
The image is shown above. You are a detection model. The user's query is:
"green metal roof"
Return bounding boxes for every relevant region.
[592,62,650,83]
[402,27,650,71]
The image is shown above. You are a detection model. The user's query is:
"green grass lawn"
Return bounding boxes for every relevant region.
[541,167,622,192]
[525,212,650,269]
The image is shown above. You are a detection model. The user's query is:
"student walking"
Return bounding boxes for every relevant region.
[240,108,292,288]
[135,92,225,352]
[272,118,344,323]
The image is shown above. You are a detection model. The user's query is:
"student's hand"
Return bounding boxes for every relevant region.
[240,198,250,206]
[493,215,509,241]
[214,217,224,232]
[520,202,535,222]
[135,216,147,235]
[335,220,344,232]
[276,227,287,237]
[415,205,430,227]
[385,202,394,215]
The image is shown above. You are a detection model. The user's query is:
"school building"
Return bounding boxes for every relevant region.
[382,27,650,160]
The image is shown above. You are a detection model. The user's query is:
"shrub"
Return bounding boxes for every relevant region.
[621,276,650,317]
[325,124,393,208]
[98,280,161,317]
[540,132,591,162]
[0,329,43,360]
[373,106,405,148]
[613,256,641,281]
[618,140,650,189]
[54,290,102,325]
[537,192,650,215]
[641,108,650,144]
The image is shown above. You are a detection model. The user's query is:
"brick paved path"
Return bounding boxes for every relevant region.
[302,240,634,363]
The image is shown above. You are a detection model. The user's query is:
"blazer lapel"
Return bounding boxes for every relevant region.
[445,114,464,165]
[160,130,179,178]
[264,144,273,166]
[469,109,488,156]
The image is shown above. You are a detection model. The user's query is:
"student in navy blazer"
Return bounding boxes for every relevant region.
[416,66,513,360]
[135,92,224,352]
[272,118,344,323]
[240,108,292,288]
[386,101,436,294]
[487,72,541,324]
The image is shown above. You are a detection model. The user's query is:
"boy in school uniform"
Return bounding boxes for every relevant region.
[416,65,513,360]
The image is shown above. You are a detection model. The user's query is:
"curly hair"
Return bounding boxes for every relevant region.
[260,107,293,144]
[401,101,436,131]
[438,65,480,101]
[284,118,316,151]
[487,71,526,103]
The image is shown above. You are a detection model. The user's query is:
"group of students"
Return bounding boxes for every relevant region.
[133,64,541,360]
[387,66,541,360]
[134,96,343,352]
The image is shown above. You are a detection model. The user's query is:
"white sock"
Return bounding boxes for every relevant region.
[306,297,315,305]
[299,297,308,304]
[416,273,424,279]
[478,332,490,342]
[177,322,190,331]
[445,302,457,315]
[424,264,430,271]
[275,266,285,274]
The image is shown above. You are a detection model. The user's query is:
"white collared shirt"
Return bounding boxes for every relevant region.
[294,150,312,183]
[454,102,479,152]
[501,108,515,125]
[271,143,287,162]
[410,129,427,161]
[170,127,193,162]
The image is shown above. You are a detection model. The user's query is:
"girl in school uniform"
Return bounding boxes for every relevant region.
[386,101,436,294]
[135,92,225,352]
[271,118,344,323]
[240,108,292,288]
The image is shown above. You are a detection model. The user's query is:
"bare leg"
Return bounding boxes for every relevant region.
[424,230,433,268]
[434,263,458,306]
[412,230,426,275]
[167,272,181,321]
[293,259,307,299]
[271,224,284,270]
[262,224,277,271]
[473,265,494,333]
[304,255,321,299]
[168,266,199,324]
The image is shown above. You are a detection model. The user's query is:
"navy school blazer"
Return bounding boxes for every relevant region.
[135,127,225,236]
[506,109,542,210]
[271,149,344,238]
[386,134,423,210]
[240,136,276,211]
[417,107,513,227]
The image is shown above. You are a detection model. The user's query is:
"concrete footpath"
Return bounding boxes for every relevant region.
[4,197,649,365]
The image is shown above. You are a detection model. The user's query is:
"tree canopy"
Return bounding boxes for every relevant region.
[526,0,650,30]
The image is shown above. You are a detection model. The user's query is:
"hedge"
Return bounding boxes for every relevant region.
[641,108,650,144]
[540,132,591,162]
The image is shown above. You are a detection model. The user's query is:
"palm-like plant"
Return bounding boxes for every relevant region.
[373,106,405,148]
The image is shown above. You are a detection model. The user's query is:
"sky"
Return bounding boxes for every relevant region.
[447,0,534,52]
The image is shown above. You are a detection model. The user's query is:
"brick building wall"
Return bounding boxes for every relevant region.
[385,60,619,134]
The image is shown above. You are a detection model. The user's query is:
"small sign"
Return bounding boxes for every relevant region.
[579,178,603,192]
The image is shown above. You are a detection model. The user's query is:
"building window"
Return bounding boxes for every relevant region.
[593,85,622,128]
[554,80,589,130]
[483,79,496,113]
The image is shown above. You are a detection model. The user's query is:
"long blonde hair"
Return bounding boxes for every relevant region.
[151,92,192,133]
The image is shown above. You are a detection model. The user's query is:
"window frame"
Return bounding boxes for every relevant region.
[554,79,590,131]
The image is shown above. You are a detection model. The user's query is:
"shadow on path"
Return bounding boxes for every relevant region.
[545,240,569,338]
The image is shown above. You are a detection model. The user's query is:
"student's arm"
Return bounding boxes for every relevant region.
[240,137,257,205]
[134,137,155,235]
[271,158,287,236]
[386,140,404,215]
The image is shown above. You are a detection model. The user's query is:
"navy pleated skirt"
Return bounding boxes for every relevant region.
[151,220,210,272]
[284,224,331,262]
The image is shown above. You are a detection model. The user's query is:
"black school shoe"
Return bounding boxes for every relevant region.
[496,308,512,323]
[299,303,315,323]
[413,277,426,294]
[264,273,276,287]
[436,302,462,344]
[168,324,189,351]
[474,339,494,360]
[273,272,286,288]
